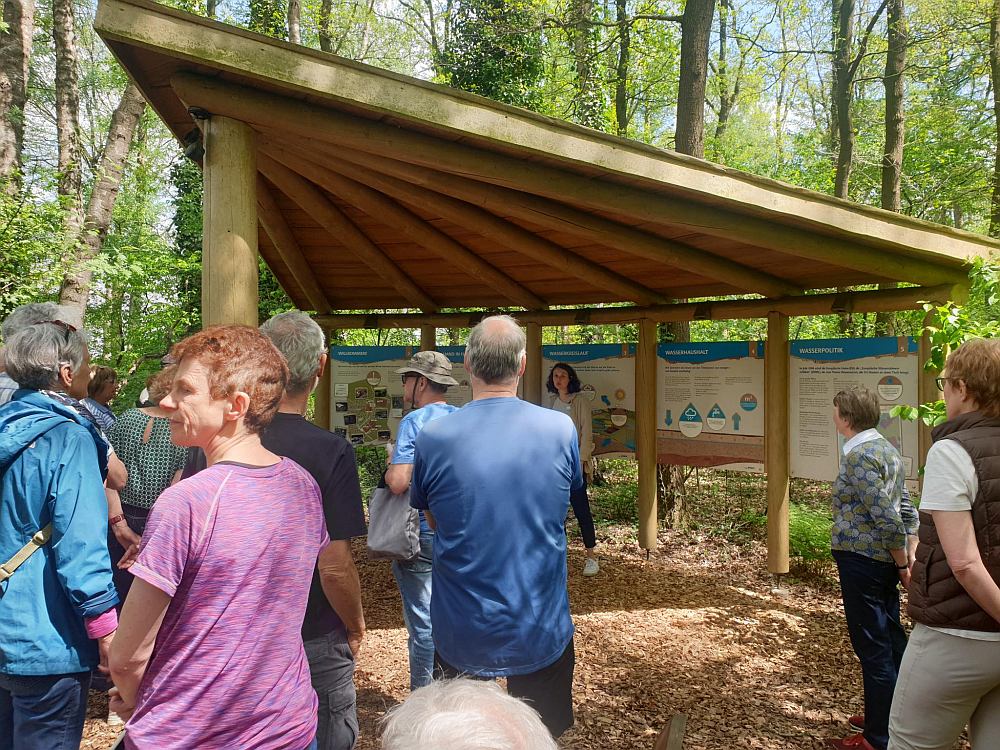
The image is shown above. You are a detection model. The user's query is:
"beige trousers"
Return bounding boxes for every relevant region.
[888,623,1000,750]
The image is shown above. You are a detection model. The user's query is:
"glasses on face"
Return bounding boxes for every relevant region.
[935,376,958,391]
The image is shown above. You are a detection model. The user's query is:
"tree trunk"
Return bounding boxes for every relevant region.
[832,0,854,198]
[59,83,147,314]
[0,0,36,188]
[206,0,218,17]
[713,0,733,146]
[990,0,1000,236]
[319,0,333,51]
[874,0,905,335]
[568,0,601,130]
[674,0,716,158]
[53,0,83,237]
[614,0,629,136]
[288,0,301,43]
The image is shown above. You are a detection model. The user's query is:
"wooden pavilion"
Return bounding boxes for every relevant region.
[95,0,999,575]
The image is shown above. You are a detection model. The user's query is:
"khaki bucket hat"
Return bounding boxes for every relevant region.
[395,350,459,386]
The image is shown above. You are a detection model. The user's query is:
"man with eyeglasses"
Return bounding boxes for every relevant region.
[384,350,458,692]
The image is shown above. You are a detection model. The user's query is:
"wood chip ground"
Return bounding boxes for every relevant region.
[81,530,970,749]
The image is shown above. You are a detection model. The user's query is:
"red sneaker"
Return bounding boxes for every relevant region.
[848,715,865,732]
[825,734,876,750]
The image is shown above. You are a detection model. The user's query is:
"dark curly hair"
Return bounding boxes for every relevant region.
[546,362,582,395]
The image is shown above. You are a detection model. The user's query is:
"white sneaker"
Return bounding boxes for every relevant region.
[582,557,600,577]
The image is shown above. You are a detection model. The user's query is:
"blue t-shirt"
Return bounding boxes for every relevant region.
[393,401,458,533]
[410,397,582,677]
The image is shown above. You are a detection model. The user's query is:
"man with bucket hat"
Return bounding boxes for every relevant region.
[385,349,459,691]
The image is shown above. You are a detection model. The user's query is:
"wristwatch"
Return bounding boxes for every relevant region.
[108,514,126,527]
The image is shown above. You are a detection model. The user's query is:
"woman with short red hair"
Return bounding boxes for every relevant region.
[108,326,328,750]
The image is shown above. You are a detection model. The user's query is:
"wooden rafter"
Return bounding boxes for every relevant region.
[168,73,968,289]
[301,141,802,299]
[312,283,961,329]
[260,143,547,310]
[257,179,333,312]
[257,153,439,311]
[264,139,668,306]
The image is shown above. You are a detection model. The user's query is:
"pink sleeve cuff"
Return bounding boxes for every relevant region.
[84,608,118,639]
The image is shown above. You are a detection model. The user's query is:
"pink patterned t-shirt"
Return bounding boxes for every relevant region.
[125,458,329,750]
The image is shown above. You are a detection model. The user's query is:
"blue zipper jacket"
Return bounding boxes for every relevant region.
[0,390,118,676]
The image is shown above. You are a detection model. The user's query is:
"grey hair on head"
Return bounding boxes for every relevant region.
[1,302,77,343]
[259,310,326,395]
[380,678,558,750]
[4,322,88,390]
[465,315,525,385]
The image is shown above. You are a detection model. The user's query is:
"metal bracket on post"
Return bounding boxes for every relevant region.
[692,302,712,321]
[574,309,592,325]
[363,314,379,330]
[831,292,852,314]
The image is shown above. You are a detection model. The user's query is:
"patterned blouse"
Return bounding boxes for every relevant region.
[831,431,919,563]
[108,408,188,509]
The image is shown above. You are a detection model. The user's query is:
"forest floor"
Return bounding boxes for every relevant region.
[81,472,970,750]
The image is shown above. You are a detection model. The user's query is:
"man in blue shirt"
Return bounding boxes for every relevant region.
[385,350,459,691]
[411,315,581,738]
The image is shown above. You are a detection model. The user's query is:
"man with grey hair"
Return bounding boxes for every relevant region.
[410,315,581,738]
[0,320,119,748]
[183,310,367,750]
[380,678,558,750]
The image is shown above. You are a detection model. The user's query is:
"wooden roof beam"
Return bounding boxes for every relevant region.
[168,73,967,289]
[257,153,439,311]
[313,283,961,328]
[303,142,803,299]
[257,179,334,313]
[260,144,547,310]
[263,140,669,306]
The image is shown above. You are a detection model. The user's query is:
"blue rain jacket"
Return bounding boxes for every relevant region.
[0,390,118,675]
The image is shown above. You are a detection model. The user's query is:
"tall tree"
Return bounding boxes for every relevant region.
[0,0,35,187]
[52,0,83,238]
[59,83,147,312]
[441,0,543,109]
[613,0,630,136]
[674,0,715,158]
[288,0,301,43]
[568,0,603,129]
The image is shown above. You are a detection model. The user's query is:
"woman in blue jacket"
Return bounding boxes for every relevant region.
[0,319,119,750]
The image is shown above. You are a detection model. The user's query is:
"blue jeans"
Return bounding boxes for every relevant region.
[392,531,434,691]
[0,671,90,750]
[833,549,907,750]
[304,629,358,750]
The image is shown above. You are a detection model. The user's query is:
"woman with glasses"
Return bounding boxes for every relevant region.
[0,320,119,750]
[888,338,1000,750]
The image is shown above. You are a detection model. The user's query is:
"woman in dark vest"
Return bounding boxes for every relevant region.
[888,338,1000,750]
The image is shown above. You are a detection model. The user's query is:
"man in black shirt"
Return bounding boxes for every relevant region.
[186,312,367,749]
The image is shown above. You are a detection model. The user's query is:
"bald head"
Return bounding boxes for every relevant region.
[465,315,525,386]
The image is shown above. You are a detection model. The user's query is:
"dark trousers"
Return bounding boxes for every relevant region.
[833,549,907,750]
[434,639,575,738]
[304,629,358,750]
[569,478,597,550]
[0,672,90,750]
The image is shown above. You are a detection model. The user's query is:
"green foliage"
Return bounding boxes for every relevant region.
[441,0,545,109]
[788,503,831,562]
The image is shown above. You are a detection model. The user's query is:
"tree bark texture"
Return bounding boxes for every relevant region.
[288,0,301,43]
[53,0,83,236]
[319,0,333,51]
[59,83,147,313]
[990,0,1000,236]
[832,0,854,198]
[0,0,36,188]
[569,0,602,130]
[881,0,905,213]
[614,0,630,136]
[674,0,715,158]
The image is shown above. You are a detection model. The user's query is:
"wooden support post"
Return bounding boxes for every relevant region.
[420,325,436,351]
[636,318,658,551]
[765,312,790,575]
[917,312,940,489]
[523,322,542,405]
[203,116,258,326]
[314,353,332,430]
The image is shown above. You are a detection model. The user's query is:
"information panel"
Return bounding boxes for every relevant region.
[656,342,765,469]
[789,336,919,483]
[541,344,636,457]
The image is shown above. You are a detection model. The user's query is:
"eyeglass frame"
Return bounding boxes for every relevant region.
[935,376,960,391]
